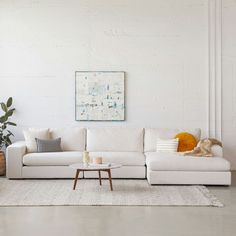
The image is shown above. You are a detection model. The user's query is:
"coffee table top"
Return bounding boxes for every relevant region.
[70,163,122,171]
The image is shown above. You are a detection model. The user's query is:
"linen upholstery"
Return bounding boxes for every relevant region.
[156,138,179,152]
[6,127,231,185]
[89,152,145,166]
[23,152,83,166]
[50,128,86,151]
[6,141,26,178]
[147,171,231,185]
[87,128,144,152]
[145,152,230,171]
[35,138,62,153]
[144,128,201,152]
[175,132,197,152]
[23,128,50,153]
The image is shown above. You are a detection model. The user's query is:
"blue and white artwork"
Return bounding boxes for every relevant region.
[75,71,125,121]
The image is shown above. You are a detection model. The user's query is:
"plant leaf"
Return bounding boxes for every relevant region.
[6,122,16,126]
[1,103,7,112]
[3,136,12,147]
[6,97,13,107]
[0,116,6,123]
[0,116,7,123]
[7,130,14,136]
[5,108,15,117]
[0,97,16,149]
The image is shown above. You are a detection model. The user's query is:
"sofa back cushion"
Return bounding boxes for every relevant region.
[87,128,144,152]
[50,128,86,151]
[23,128,50,153]
[144,128,201,152]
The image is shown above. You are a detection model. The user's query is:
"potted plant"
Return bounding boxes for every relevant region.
[0,97,16,175]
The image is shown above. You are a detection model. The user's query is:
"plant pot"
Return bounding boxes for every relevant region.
[0,151,6,176]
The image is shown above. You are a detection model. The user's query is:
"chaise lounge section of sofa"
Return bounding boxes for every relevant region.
[144,128,231,185]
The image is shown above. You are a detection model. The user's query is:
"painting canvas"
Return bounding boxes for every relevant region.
[75,71,125,121]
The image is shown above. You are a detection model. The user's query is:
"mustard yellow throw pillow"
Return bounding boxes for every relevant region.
[175,132,197,152]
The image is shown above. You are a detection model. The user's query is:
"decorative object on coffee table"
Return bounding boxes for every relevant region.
[93,157,102,164]
[70,163,122,191]
[82,151,90,167]
[0,97,16,175]
[75,71,125,121]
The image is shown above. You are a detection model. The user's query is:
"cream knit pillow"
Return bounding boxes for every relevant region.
[23,128,50,153]
[156,138,179,153]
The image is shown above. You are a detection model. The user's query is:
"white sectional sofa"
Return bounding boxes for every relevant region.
[6,127,231,185]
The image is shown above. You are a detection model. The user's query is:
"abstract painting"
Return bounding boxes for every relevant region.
[75,71,125,121]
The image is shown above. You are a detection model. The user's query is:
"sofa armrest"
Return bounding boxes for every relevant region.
[211,145,223,157]
[6,141,26,178]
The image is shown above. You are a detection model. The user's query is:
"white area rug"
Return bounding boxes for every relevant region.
[0,179,223,207]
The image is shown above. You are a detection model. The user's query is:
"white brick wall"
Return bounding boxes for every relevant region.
[0,1,215,159]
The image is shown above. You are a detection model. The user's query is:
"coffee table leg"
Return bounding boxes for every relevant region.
[107,169,113,191]
[98,170,102,185]
[73,170,80,190]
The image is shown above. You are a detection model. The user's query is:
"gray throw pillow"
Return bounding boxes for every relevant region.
[35,138,62,153]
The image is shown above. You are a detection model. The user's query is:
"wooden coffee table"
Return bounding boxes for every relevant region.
[70,163,122,191]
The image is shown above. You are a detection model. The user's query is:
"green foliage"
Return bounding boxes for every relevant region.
[0,97,16,150]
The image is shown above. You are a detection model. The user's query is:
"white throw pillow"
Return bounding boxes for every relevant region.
[156,138,179,153]
[23,128,50,153]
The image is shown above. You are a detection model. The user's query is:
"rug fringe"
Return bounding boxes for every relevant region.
[197,186,224,207]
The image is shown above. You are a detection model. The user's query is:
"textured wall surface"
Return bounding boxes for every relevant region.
[222,0,236,169]
[2,1,227,162]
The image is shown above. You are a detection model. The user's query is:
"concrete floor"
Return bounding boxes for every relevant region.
[0,174,236,236]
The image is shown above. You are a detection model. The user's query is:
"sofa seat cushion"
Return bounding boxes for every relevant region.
[23,152,83,166]
[145,152,230,171]
[89,152,145,166]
